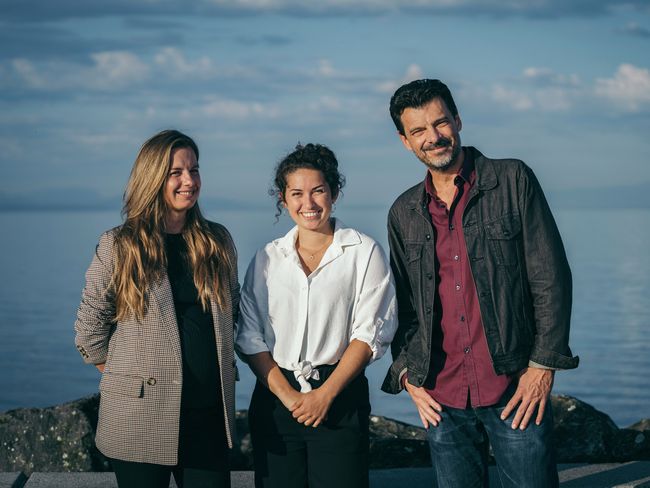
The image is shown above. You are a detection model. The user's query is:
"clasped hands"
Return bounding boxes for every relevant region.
[280,387,334,428]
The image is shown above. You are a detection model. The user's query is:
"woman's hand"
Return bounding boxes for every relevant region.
[290,339,372,428]
[277,386,303,412]
[291,387,335,428]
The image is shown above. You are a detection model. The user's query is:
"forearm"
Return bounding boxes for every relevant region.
[244,351,298,405]
[319,339,372,400]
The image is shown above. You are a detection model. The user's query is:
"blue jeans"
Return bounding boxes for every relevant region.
[426,387,558,488]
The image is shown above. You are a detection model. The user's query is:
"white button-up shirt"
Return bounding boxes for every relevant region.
[236,220,397,391]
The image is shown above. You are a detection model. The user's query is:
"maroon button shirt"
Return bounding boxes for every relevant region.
[423,152,511,408]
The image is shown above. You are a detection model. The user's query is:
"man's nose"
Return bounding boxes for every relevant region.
[425,126,443,142]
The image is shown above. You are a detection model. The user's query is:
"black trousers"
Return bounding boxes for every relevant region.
[111,406,230,488]
[249,366,370,488]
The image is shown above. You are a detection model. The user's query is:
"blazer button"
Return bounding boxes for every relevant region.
[147,378,157,386]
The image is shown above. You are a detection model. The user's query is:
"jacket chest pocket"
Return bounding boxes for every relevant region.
[484,214,521,266]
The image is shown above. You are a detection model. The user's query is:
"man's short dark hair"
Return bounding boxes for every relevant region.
[389,79,459,135]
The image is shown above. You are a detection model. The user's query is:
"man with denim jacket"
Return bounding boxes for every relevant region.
[381,79,579,487]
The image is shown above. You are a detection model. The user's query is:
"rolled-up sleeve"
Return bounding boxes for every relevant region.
[74,231,117,365]
[350,244,398,362]
[235,251,272,358]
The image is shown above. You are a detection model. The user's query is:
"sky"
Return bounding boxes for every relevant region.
[1,0,650,211]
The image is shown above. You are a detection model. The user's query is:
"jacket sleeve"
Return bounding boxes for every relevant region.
[519,164,579,370]
[74,231,117,365]
[381,207,421,394]
[221,225,240,327]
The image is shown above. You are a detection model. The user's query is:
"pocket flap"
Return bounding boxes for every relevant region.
[405,243,423,262]
[100,372,144,398]
[485,214,521,240]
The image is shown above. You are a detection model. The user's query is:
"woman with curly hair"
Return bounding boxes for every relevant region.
[236,143,397,488]
[75,130,238,488]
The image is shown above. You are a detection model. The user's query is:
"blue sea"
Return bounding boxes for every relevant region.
[0,207,648,428]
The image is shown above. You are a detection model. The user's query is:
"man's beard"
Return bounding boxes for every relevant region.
[417,137,461,172]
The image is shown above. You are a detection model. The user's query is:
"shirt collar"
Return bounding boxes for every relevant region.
[423,148,476,197]
[273,218,361,258]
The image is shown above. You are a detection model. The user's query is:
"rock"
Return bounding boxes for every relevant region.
[611,429,650,461]
[0,394,109,476]
[369,415,429,468]
[628,419,650,431]
[551,394,620,462]
[1,394,648,475]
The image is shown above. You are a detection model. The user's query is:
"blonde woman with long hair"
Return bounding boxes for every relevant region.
[75,130,239,488]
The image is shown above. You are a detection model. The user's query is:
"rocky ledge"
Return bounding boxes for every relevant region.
[1,395,648,475]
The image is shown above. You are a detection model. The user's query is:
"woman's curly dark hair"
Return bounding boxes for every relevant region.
[270,143,346,219]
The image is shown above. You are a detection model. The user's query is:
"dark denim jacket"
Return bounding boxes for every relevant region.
[382,147,579,394]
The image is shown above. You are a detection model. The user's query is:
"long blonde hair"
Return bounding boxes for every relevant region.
[111,129,233,321]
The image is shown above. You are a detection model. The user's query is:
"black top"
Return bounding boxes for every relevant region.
[165,233,221,409]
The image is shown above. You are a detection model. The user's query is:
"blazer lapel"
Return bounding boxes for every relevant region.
[210,295,227,370]
[151,274,183,370]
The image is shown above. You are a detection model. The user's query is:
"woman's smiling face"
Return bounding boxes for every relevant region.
[163,146,201,222]
[282,168,335,234]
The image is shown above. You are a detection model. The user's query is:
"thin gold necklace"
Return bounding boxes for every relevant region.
[298,236,332,261]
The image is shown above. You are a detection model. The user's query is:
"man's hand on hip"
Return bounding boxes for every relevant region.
[501,367,554,430]
[405,379,443,428]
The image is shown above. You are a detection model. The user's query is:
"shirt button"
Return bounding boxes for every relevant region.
[426,234,431,240]
[464,347,471,354]
[426,273,433,280]
[449,224,455,230]
[455,284,461,291]
[147,378,157,386]
[460,316,465,322]
[426,307,432,314]
[454,255,459,261]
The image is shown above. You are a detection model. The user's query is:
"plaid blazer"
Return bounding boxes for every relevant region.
[74,222,240,465]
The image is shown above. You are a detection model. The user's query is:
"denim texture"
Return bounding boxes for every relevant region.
[426,384,558,488]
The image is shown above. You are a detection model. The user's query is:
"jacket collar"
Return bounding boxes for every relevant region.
[406,146,498,211]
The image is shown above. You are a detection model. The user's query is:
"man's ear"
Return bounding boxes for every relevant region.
[455,115,462,132]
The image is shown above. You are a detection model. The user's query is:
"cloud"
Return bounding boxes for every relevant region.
[317,59,336,77]
[195,93,344,121]
[484,66,587,112]
[91,51,150,86]
[154,47,216,79]
[200,99,277,119]
[617,22,650,39]
[5,0,649,21]
[0,48,239,96]
[595,64,650,111]
[376,64,424,94]
[491,85,534,111]
[2,51,150,92]
[522,67,580,87]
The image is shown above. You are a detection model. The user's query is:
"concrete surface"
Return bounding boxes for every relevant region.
[2,463,650,487]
